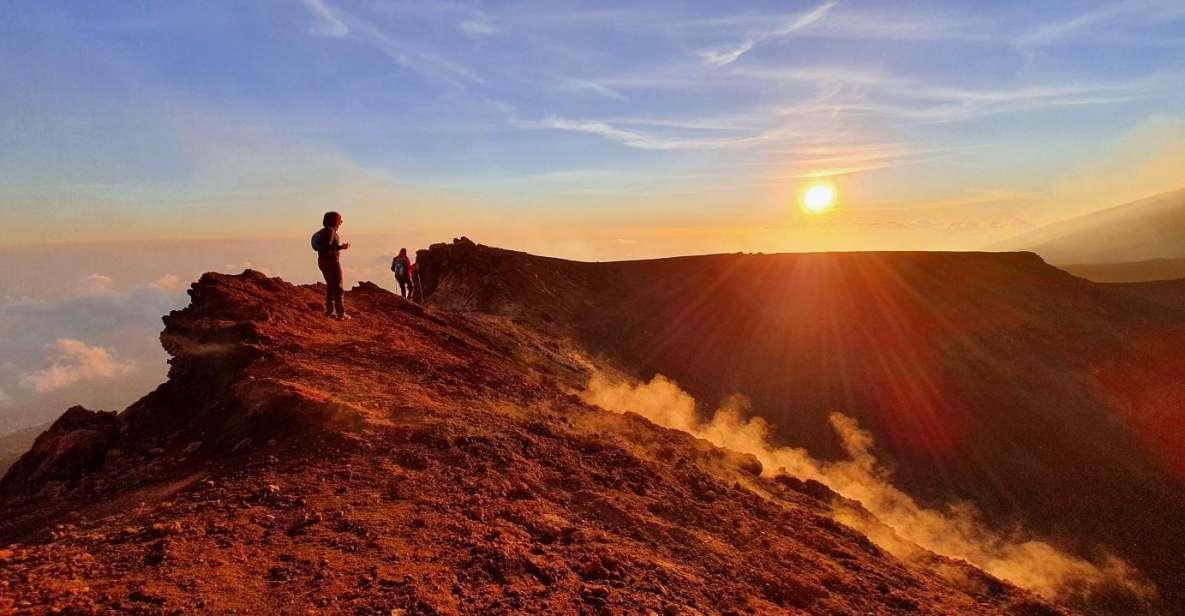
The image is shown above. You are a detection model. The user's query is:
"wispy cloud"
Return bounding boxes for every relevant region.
[526,115,795,151]
[519,64,1156,155]
[806,6,990,42]
[699,41,756,69]
[523,169,634,183]
[299,0,481,86]
[683,3,985,44]
[730,65,904,88]
[738,64,1165,123]
[460,20,496,37]
[751,142,956,179]
[698,1,835,67]
[1017,0,1185,48]
[354,20,483,86]
[302,0,349,37]
[555,78,629,102]
[605,113,765,132]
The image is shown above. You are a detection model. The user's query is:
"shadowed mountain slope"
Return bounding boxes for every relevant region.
[415,239,1185,613]
[0,271,1068,615]
[1102,278,1185,313]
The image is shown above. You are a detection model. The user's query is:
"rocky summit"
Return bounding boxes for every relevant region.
[0,266,1069,615]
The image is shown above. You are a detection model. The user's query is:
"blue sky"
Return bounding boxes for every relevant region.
[2,1,1185,253]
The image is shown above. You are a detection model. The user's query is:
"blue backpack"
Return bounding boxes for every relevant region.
[311,229,327,253]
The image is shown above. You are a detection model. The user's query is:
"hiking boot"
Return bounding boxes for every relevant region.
[335,314,352,321]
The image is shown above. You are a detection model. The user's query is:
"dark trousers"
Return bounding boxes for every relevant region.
[318,258,345,316]
[396,275,410,298]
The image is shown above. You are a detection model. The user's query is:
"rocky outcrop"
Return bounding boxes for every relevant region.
[0,272,377,500]
[0,406,118,497]
[415,237,593,322]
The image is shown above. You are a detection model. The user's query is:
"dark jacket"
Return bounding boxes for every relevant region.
[315,227,343,261]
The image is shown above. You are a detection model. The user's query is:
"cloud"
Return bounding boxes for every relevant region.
[698,1,835,67]
[0,271,190,428]
[348,17,482,86]
[513,60,1167,159]
[460,20,496,37]
[299,0,480,86]
[1016,0,1185,48]
[302,0,349,37]
[679,5,985,43]
[805,6,989,42]
[556,78,629,102]
[769,2,837,36]
[0,386,10,406]
[583,372,1155,605]
[18,339,136,394]
[541,118,661,148]
[751,141,956,179]
[527,115,791,151]
[83,273,115,295]
[699,41,755,68]
[150,273,185,292]
[737,65,1162,123]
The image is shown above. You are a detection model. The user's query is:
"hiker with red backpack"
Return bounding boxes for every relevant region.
[312,211,351,320]
[391,248,413,298]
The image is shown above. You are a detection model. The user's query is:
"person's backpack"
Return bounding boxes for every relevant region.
[392,256,407,277]
[311,229,327,253]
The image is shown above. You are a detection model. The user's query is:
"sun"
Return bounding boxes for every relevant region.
[801,183,837,213]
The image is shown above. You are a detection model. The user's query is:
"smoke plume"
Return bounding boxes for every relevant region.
[582,372,1154,605]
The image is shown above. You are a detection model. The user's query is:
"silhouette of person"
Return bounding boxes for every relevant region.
[409,257,420,303]
[314,211,351,320]
[391,248,412,298]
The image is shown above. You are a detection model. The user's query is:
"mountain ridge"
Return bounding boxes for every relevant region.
[413,238,1185,613]
[0,269,1075,615]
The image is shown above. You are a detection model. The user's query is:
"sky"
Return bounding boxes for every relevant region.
[2,1,1185,432]
[2,0,1185,255]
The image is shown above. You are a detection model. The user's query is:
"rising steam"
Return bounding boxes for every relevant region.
[582,372,1154,604]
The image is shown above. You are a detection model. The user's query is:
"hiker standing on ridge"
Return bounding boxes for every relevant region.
[391,248,412,298]
[409,256,421,303]
[312,211,351,320]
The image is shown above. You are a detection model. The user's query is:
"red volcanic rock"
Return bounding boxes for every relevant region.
[416,239,1185,613]
[0,269,1069,615]
[0,406,118,497]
